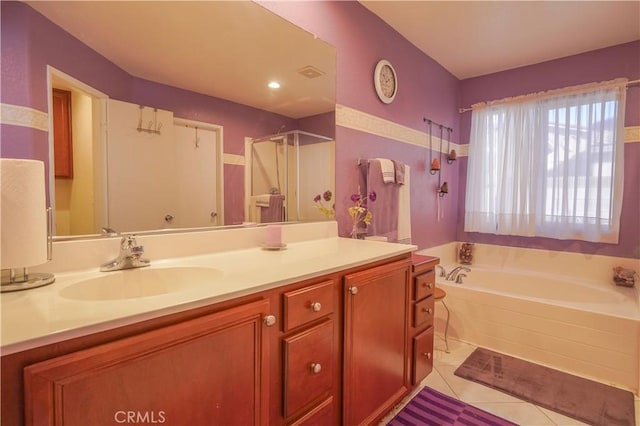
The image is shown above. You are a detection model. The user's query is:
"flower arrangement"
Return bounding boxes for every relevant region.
[313,190,335,217]
[348,188,376,238]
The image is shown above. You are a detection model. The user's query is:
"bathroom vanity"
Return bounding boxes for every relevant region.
[0,224,433,425]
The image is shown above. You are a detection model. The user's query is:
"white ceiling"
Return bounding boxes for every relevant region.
[359,1,640,79]
[25,1,336,119]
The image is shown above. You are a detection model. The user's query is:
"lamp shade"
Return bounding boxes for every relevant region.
[1,159,48,269]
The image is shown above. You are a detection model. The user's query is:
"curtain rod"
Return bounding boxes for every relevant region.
[458,78,640,113]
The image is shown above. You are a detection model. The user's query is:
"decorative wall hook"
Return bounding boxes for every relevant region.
[424,118,439,175]
[446,127,456,164]
[438,181,448,197]
[136,105,162,135]
[430,158,440,173]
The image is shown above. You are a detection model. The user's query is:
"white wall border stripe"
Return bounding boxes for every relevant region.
[223,153,244,165]
[3,102,637,152]
[336,104,464,156]
[1,104,48,132]
[336,104,639,156]
[625,126,640,143]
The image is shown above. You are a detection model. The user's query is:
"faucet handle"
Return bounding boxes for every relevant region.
[436,265,446,277]
[121,235,144,255]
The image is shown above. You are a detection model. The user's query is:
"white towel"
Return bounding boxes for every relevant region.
[376,158,396,183]
[397,165,412,244]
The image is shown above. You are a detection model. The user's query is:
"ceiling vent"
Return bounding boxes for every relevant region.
[297,65,325,79]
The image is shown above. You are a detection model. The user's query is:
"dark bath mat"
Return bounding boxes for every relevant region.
[454,347,635,426]
[386,386,518,426]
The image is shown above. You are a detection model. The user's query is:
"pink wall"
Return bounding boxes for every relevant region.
[262,1,462,247]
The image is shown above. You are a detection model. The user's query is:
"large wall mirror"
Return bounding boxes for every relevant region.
[22,1,336,238]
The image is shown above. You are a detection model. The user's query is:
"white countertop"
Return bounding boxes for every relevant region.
[1,237,414,355]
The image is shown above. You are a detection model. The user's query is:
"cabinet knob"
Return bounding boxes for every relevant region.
[310,302,322,312]
[263,315,277,327]
[424,282,433,289]
[310,363,322,374]
[423,352,432,359]
[349,286,358,295]
[423,307,432,315]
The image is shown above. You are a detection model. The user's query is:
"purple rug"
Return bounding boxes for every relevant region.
[386,387,517,426]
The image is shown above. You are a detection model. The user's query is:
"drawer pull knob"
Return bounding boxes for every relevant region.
[424,282,433,289]
[310,363,322,374]
[349,286,358,295]
[310,302,322,312]
[423,352,432,359]
[262,315,277,327]
[423,308,432,315]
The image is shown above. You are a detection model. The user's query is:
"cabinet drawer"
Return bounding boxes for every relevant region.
[413,296,434,328]
[283,320,334,418]
[414,271,435,301]
[288,396,334,426]
[412,326,434,384]
[283,280,335,331]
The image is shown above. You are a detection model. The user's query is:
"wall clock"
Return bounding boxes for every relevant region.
[374,59,397,104]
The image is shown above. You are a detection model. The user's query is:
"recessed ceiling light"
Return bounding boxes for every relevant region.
[268,81,281,89]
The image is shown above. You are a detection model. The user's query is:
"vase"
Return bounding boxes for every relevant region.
[459,242,474,265]
[351,224,366,239]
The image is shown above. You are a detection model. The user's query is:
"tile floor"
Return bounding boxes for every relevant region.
[381,337,640,426]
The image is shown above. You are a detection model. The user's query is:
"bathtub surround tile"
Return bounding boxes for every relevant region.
[473,402,556,426]
[423,366,458,399]
[537,407,591,426]
[454,347,636,426]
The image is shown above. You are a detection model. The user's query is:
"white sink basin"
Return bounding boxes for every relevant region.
[60,267,224,301]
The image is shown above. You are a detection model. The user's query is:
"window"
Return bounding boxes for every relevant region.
[464,80,626,243]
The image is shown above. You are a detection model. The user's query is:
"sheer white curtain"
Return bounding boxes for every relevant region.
[464,80,626,243]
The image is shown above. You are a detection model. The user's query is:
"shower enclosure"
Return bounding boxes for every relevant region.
[247,130,334,223]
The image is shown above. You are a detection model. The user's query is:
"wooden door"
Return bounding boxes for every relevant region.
[52,88,73,178]
[343,259,411,426]
[24,299,271,426]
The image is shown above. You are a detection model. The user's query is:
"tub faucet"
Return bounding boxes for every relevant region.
[455,273,467,284]
[436,265,446,278]
[100,234,150,272]
[446,266,470,281]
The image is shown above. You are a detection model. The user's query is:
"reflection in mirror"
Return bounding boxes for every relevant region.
[21,1,336,238]
[248,130,335,224]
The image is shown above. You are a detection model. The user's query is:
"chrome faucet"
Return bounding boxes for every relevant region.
[446,266,470,281]
[455,273,467,284]
[100,234,150,272]
[436,265,446,278]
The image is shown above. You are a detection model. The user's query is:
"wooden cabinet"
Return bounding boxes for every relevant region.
[343,258,412,426]
[4,253,417,426]
[281,278,338,425]
[23,299,272,426]
[52,88,73,178]
[410,254,440,385]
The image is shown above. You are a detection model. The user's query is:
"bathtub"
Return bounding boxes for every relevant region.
[420,243,640,394]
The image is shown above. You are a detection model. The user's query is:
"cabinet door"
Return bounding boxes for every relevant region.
[283,319,334,418]
[24,299,272,426]
[343,259,411,426]
[413,326,434,384]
